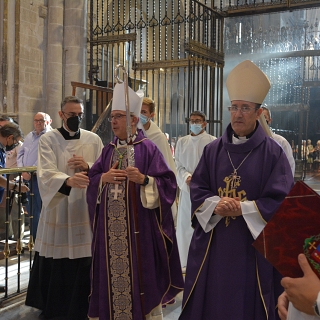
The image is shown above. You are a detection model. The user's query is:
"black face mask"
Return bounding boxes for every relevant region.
[66,116,82,132]
[5,142,19,152]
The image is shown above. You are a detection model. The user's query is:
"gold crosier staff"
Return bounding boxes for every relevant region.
[114,64,146,319]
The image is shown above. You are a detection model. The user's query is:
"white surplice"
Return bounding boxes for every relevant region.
[35,129,104,259]
[175,131,216,267]
[142,121,176,174]
[142,120,178,225]
[272,133,295,177]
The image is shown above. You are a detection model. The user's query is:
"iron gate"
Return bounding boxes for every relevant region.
[89,0,224,141]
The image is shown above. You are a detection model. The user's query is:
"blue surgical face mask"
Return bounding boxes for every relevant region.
[139,113,149,125]
[190,124,203,135]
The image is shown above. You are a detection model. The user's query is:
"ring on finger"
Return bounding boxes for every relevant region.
[114,177,117,181]
[224,201,227,204]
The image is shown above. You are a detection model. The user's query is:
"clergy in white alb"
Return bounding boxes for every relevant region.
[175,111,216,268]
[262,105,295,176]
[25,96,104,320]
[140,97,178,227]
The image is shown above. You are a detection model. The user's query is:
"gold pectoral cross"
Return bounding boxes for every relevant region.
[229,169,241,190]
[218,172,247,228]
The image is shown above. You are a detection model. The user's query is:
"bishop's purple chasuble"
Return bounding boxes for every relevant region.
[87,130,183,320]
[179,122,294,320]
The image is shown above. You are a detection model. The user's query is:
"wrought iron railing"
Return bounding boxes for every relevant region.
[0,166,36,304]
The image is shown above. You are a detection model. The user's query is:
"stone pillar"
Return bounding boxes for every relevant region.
[63,0,87,105]
[46,0,64,127]
[0,0,5,112]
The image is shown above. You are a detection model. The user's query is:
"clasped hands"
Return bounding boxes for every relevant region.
[65,154,90,189]
[214,197,242,217]
[101,161,145,185]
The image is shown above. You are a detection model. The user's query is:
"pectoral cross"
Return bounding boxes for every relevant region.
[229,170,241,190]
[111,184,122,200]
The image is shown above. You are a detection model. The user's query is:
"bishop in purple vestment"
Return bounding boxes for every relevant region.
[179,60,295,320]
[87,83,183,320]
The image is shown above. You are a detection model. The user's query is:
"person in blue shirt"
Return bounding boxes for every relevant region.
[17,112,52,239]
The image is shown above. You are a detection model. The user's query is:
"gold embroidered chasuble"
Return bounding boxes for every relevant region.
[106,147,134,319]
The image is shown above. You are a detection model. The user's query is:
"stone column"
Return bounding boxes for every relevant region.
[46,0,64,127]
[0,0,6,112]
[63,0,87,104]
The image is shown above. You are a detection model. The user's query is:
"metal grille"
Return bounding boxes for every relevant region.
[89,0,224,141]
[225,9,320,161]
[0,167,37,303]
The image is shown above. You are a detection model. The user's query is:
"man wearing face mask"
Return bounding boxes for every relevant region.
[25,96,104,320]
[0,123,29,240]
[0,116,23,168]
[140,97,178,227]
[174,111,216,271]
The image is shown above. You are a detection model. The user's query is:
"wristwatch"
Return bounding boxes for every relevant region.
[313,301,320,318]
[141,175,149,186]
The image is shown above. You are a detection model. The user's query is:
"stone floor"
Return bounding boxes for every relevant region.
[0,292,183,320]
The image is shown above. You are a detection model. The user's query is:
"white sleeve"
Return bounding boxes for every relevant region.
[195,198,266,238]
[287,302,319,320]
[241,201,266,239]
[195,196,223,232]
[140,177,159,209]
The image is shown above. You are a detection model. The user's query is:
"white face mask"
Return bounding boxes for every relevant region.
[190,124,203,135]
[139,113,149,125]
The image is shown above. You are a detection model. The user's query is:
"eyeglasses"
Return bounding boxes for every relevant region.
[107,114,127,122]
[188,120,203,124]
[34,119,45,123]
[62,111,85,120]
[228,106,257,114]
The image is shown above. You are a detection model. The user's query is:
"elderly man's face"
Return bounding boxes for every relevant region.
[33,113,46,133]
[110,111,137,140]
[230,100,262,137]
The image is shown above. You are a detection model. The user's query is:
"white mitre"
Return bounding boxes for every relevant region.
[226,60,271,104]
[112,82,144,117]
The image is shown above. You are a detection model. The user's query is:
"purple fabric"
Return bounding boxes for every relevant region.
[87,130,183,320]
[180,122,294,320]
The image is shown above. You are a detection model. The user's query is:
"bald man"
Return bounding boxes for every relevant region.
[17,112,52,239]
